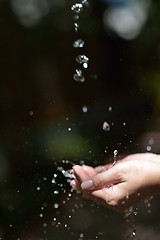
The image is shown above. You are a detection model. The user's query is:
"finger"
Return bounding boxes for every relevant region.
[73,165,90,183]
[95,163,113,173]
[70,180,81,193]
[82,165,97,176]
[81,165,123,190]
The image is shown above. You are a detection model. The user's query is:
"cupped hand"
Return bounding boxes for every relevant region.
[71,153,160,212]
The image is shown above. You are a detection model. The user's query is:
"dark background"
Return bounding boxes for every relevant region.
[0,0,160,239]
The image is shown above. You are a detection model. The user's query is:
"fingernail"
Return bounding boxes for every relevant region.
[81,180,93,190]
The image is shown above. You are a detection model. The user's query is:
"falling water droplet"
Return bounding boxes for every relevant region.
[82,105,88,113]
[54,190,59,195]
[108,106,112,112]
[73,69,85,82]
[73,15,79,21]
[74,22,79,32]
[53,203,59,209]
[76,54,89,63]
[71,3,83,14]
[73,39,84,48]
[103,121,110,131]
[82,0,89,7]
[113,150,118,165]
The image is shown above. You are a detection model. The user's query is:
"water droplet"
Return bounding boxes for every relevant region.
[82,105,88,113]
[68,127,72,131]
[51,178,56,184]
[76,54,89,65]
[40,213,43,218]
[73,69,85,82]
[54,190,59,195]
[73,15,79,20]
[73,39,84,48]
[103,121,110,131]
[37,186,41,191]
[53,203,59,209]
[43,223,47,228]
[74,22,79,32]
[108,106,112,112]
[83,62,88,68]
[82,0,89,7]
[29,110,34,116]
[147,145,151,151]
[113,150,118,165]
[71,3,83,14]
[114,149,118,156]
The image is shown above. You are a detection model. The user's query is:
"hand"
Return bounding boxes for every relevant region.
[71,153,160,212]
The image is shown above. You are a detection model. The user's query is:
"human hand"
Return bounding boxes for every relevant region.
[71,153,160,212]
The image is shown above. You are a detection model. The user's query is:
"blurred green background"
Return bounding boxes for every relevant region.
[0,0,160,239]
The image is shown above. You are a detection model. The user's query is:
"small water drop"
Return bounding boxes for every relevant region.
[73,15,80,20]
[43,223,47,228]
[108,106,112,112]
[73,39,84,48]
[103,121,110,131]
[82,105,88,113]
[113,150,118,165]
[82,0,89,7]
[29,110,34,116]
[71,3,83,14]
[37,186,41,191]
[147,145,151,151]
[53,203,59,209]
[74,22,79,32]
[54,190,59,195]
[51,178,56,184]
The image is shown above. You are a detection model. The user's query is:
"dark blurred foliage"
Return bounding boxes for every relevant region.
[0,0,160,239]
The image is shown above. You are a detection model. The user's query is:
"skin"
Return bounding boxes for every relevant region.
[70,153,160,212]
